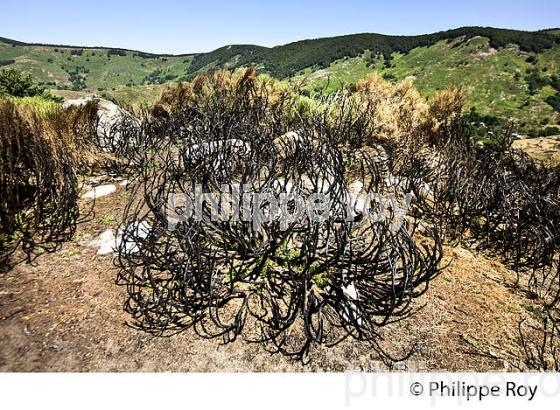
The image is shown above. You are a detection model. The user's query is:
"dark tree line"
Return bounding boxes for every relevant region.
[188,27,560,78]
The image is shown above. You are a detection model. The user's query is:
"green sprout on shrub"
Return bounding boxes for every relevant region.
[101,213,116,225]
[312,273,325,287]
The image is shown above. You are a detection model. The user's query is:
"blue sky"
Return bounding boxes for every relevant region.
[1,0,558,54]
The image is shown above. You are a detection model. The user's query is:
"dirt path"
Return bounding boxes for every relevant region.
[0,180,541,371]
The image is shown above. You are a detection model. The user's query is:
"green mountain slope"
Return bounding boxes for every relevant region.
[1,27,559,132]
[187,27,559,78]
[0,38,194,93]
[295,36,560,133]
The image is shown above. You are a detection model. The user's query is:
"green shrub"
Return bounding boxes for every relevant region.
[546,92,560,113]
[0,69,62,102]
[526,68,549,95]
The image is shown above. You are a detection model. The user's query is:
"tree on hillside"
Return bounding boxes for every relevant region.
[0,68,61,101]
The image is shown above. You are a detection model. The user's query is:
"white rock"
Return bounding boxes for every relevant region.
[341,283,363,325]
[352,194,369,215]
[63,97,139,150]
[89,229,117,255]
[344,181,369,219]
[342,283,359,300]
[117,221,152,254]
[82,184,116,200]
[87,221,152,256]
[348,180,364,193]
[61,97,93,110]
[272,131,302,158]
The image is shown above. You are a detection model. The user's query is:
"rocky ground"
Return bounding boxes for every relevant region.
[0,176,544,371]
[513,135,560,167]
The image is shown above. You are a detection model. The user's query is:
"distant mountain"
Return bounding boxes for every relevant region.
[188,27,560,77]
[1,26,560,134]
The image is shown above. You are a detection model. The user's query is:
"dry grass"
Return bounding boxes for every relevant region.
[0,98,98,268]
[159,68,295,115]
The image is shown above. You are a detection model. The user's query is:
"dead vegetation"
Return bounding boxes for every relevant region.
[0,99,98,270]
[1,68,559,370]
[117,69,445,362]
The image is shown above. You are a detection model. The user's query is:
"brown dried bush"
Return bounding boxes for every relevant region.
[0,99,96,270]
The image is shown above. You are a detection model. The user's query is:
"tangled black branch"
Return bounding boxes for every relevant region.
[390,118,560,369]
[115,75,444,361]
[0,101,93,271]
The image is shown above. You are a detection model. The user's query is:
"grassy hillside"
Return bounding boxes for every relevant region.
[1,27,559,131]
[0,38,193,101]
[186,27,559,77]
[294,36,560,133]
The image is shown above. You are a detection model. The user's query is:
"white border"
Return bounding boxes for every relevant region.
[1,373,559,409]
